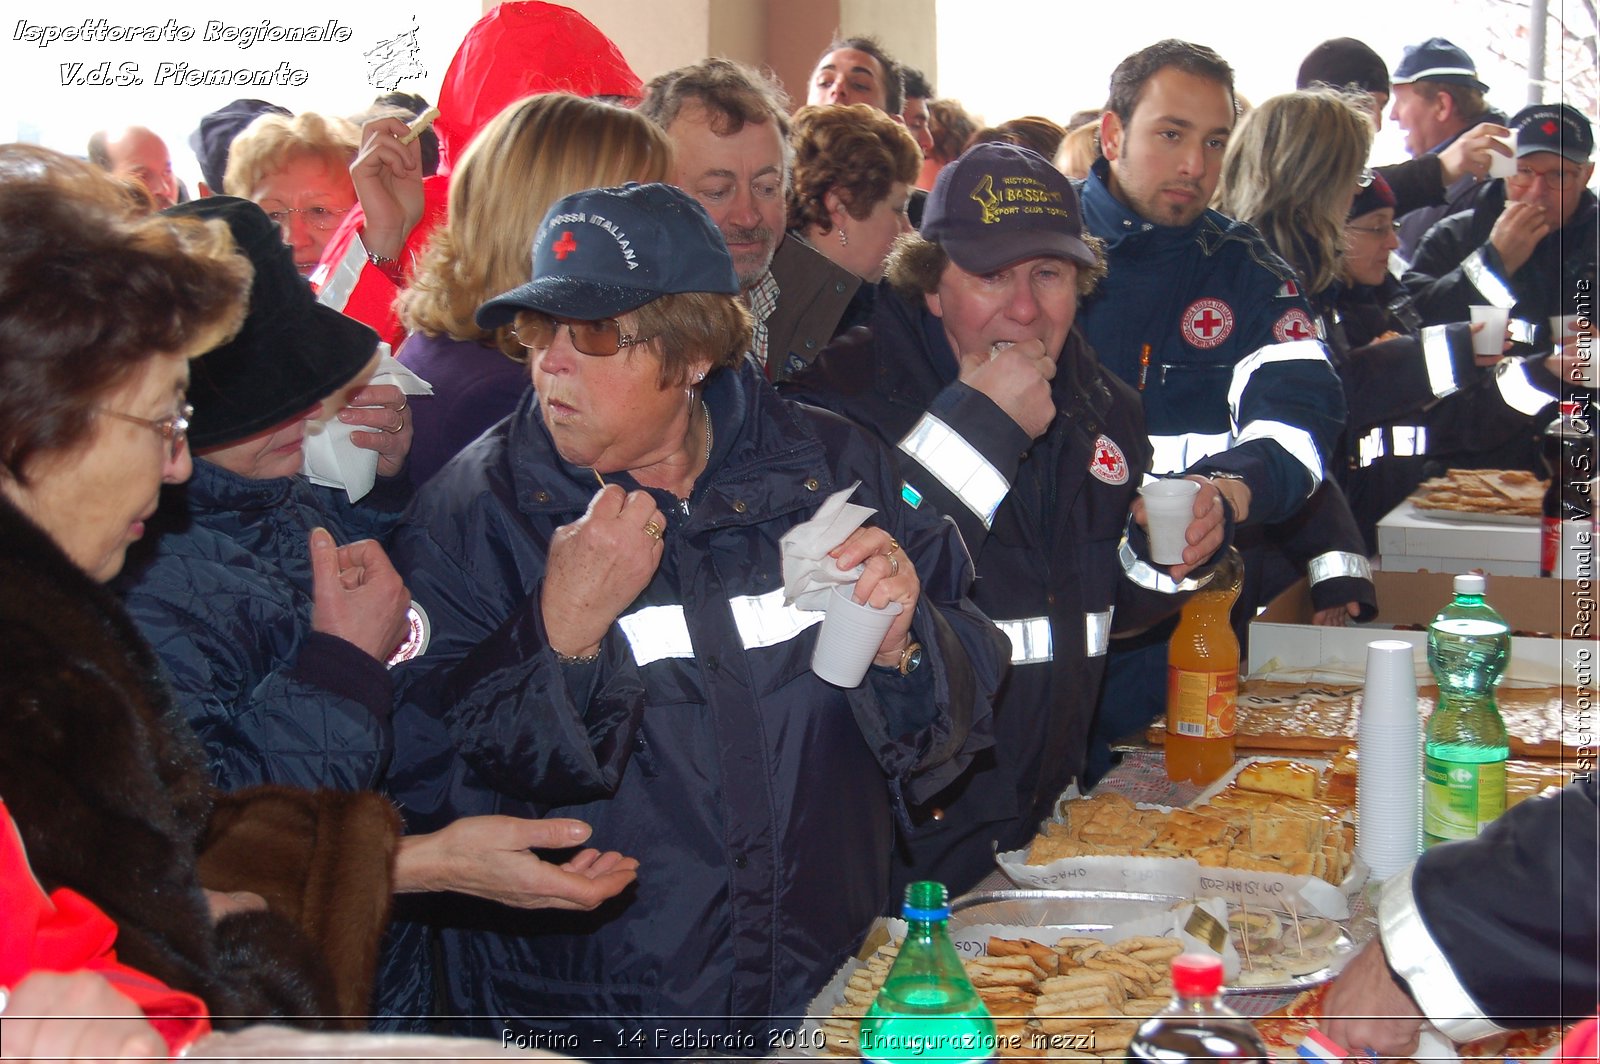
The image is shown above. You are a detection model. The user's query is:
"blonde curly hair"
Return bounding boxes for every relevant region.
[222,111,358,198]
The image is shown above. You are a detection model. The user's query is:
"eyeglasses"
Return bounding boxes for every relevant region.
[264,205,351,233]
[511,312,653,357]
[100,402,193,462]
[1345,220,1402,236]
[1507,165,1581,191]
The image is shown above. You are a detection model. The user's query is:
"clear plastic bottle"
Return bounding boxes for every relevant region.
[1166,549,1244,785]
[1126,953,1269,1063]
[1423,573,1511,846]
[860,881,995,1064]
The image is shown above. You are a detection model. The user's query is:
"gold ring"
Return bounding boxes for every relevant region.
[643,519,664,540]
[884,536,901,576]
[383,412,406,435]
[396,399,409,413]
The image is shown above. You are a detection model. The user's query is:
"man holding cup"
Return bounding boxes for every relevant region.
[782,142,1231,893]
[1406,102,1597,369]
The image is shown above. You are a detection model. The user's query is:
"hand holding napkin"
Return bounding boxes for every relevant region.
[780,482,875,609]
[302,346,433,502]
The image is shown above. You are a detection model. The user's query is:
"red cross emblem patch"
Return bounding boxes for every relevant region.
[552,231,579,259]
[1181,298,1234,349]
[1272,308,1318,342]
[1542,120,1559,135]
[1089,434,1129,485]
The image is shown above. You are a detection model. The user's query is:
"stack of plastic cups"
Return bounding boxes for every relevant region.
[1356,639,1424,879]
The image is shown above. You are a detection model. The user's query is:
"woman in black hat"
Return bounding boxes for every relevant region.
[116,195,640,1015]
[118,195,415,796]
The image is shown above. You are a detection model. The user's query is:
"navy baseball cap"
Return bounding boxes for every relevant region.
[189,99,291,193]
[1510,103,1595,165]
[921,142,1095,274]
[477,182,739,328]
[1391,38,1488,93]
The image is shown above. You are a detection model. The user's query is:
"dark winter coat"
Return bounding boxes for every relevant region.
[781,286,1215,891]
[0,494,360,1024]
[385,359,1005,1043]
[117,459,406,794]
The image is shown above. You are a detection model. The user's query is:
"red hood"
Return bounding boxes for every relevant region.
[435,2,643,175]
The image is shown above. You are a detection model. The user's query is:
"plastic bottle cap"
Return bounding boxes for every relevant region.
[1453,573,1486,596]
[1169,953,1224,996]
[902,880,951,921]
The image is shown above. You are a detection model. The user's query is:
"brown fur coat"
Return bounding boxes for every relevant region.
[0,496,396,1025]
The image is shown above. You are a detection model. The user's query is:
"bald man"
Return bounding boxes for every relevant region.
[88,126,179,209]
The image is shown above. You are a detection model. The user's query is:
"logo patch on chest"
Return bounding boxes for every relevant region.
[1271,308,1318,342]
[386,602,431,666]
[1180,298,1234,349]
[1089,434,1130,485]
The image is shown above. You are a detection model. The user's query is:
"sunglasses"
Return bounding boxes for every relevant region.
[512,312,653,357]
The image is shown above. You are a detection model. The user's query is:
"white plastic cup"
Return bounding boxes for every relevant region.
[1139,479,1200,565]
[1487,132,1518,179]
[1356,639,1423,879]
[1470,306,1511,356]
[811,583,904,688]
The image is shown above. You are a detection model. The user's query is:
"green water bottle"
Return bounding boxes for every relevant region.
[859,881,995,1064]
[1423,573,1511,846]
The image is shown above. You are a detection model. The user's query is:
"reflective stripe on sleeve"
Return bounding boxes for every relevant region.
[1420,325,1461,397]
[1085,609,1113,658]
[996,617,1052,665]
[1308,551,1372,585]
[1118,539,1204,594]
[897,413,1010,526]
[311,233,368,310]
[1462,248,1517,308]
[728,587,824,650]
[1378,865,1505,1044]
[1232,419,1325,487]
[617,604,695,665]
[1495,358,1557,416]
[1149,431,1233,475]
[1225,340,1330,419]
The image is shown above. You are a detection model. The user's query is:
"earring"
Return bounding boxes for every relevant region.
[697,370,706,382]
[838,227,849,248]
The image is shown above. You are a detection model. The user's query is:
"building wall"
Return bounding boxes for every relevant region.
[553,0,935,112]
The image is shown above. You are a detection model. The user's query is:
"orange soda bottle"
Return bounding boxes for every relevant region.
[1165,548,1244,785]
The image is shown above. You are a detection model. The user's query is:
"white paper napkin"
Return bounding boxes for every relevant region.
[780,482,875,610]
[302,345,434,502]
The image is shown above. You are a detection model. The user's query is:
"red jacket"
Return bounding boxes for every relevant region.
[0,799,210,1056]
[312,1,642,349]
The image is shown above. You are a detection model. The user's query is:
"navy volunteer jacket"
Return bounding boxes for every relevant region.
[117,459,406,792]
[385,360,1005,1043]
[1076,159,1348,528]
[782,287,1216,893]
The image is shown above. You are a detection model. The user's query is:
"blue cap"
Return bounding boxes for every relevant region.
[476,182,740,328]
[1510,103,1595,164]
[1392,38,1488,92]
[921,142,1094,274]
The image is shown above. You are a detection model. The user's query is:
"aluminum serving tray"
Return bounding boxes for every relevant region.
[948,888,1363,995]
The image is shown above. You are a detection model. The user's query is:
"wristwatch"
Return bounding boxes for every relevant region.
[897,641,923,676]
